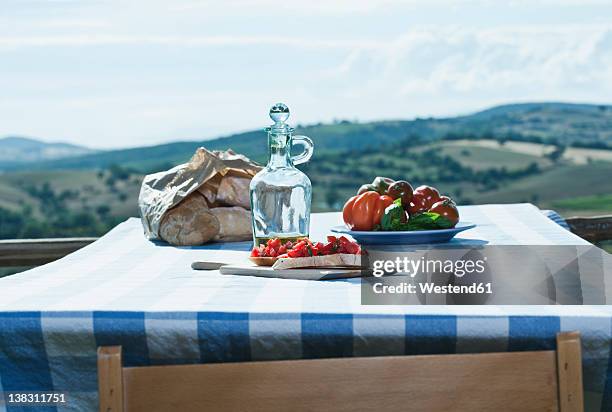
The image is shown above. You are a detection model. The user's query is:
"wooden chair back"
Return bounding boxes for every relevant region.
[98,331,583,412]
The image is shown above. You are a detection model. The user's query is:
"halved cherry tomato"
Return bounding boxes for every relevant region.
[343,191,394,231]
[429,199,459,226]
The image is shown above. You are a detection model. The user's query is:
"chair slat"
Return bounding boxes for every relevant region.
[557,332,584,412]
[122,351,559,412]
[98,346,124,412]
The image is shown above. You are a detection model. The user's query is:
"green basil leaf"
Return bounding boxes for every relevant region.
[401,212,443,231]
[434,215,454,229]
[381,200,405,231]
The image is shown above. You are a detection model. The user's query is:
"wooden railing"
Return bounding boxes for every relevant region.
[0,216,609,269]
[0,238,98,267]
[565,216,612,244]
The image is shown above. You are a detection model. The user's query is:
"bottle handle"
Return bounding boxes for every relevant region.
[291,135,314,165]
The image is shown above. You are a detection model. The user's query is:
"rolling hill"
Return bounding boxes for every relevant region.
[1,102,611,173]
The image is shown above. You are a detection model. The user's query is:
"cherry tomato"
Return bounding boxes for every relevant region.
[438,195,456,205]
[429,199,459,226]
[387,180,414,207]
[413,185,441,209]
[343,191,394,231]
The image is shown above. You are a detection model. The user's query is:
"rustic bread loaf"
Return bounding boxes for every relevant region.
[216,176,251,209]
[159,192,220,245]
[210,206,251,241]
[197,174,223,207]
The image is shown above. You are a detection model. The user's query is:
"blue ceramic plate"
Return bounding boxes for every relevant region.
[331,222,476,245]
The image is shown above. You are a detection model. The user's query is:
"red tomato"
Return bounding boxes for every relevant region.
[413,185,441,210]
[339,236,360,254]
[429,199,459,226]
[287,241,306,258]
[342,191,395,231]
[408,193,429,215]
[387,180,414,206]
[315,241,332,255]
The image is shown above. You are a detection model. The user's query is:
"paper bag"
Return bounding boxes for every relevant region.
[138,147,261,244]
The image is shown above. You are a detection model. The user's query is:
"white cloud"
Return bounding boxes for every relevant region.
[1,1,611,147]
[0,34,377,50]
[318,24,612,98]
[166,0,612,13]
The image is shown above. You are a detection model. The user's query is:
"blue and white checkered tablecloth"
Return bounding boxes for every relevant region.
[0,203,610,411]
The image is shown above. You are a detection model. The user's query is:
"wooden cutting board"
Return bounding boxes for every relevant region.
[217,263,362,280]
[219,264,361,280]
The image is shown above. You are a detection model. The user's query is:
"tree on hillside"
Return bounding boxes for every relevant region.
[546,145,566,163]
[96,205,111,218]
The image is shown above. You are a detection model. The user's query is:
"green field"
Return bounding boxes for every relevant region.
[552,194,612,210]
[551,194,612,217]
[444,139,612,164]
[428,143,552,171]
[0,169,141,218]
[0,167,141,238]
[472,162,612,206]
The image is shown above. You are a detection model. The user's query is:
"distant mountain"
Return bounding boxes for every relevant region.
[0,136,97,165]
[1,102,610,172]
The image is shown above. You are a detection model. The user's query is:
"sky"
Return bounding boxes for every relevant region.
[1,0,611,149]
